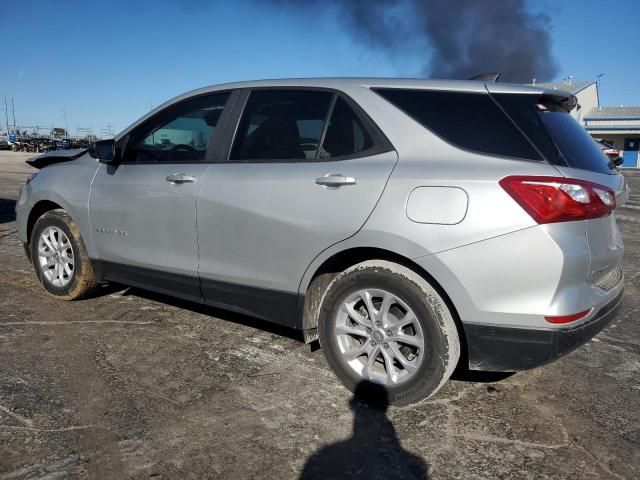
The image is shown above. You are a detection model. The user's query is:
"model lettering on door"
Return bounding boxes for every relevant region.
[95,227,128,236]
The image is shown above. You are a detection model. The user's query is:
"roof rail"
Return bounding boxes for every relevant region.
[469,72,501,82]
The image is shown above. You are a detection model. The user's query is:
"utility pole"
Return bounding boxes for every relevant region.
[3,95,9,135]
[11,96,16,132]
[100,124,115,139]
[596,73,605,105]
[61,108,68,139]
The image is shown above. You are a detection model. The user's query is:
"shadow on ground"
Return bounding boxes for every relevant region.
[0,198,16,224]
[299,381,430,479]
[97,284,518,384]
[106,284,305,342]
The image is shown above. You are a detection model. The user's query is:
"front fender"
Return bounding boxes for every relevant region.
[17,187,74,242]
[18,156,100,258]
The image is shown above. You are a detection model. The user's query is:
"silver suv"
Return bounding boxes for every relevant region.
[16,79,627,405]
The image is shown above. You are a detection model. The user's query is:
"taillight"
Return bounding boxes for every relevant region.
[545,309,592,324]
[499,176,616,224]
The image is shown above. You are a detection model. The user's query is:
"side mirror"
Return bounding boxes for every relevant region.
[90,139,117,163]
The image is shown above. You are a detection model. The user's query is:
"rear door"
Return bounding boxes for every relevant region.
[89,91,234,301]
[196,88,397,325]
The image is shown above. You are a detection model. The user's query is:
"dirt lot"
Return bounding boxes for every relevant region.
[0,150,638,479]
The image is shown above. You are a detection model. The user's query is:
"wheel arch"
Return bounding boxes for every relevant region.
[26,200,65,244]
[300,246,468,368]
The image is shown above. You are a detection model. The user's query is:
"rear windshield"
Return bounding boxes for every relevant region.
[492,93,614,175]
[373,88,542,161]
[537,110,613,174]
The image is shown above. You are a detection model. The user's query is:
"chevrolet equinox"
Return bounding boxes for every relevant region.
[16,78,627,405]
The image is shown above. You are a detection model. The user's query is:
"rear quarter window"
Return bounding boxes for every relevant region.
[373,88,542,161]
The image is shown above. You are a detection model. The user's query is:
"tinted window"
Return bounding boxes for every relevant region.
[319,97,374,159]
[493,93,614,174]
[124,92,230,163]
[231,90,333,161]
[491,93,562,164]
[537,111,613,174]
[374,89,541,161]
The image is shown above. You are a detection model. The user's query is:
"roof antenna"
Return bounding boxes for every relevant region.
[469,72,501,82]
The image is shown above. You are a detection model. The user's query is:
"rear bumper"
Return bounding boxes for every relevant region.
[465,289,624,372]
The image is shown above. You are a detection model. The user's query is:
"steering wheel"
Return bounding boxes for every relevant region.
[168,143,200,161]
[170,144,198,153]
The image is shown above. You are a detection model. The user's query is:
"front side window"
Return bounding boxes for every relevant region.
[124,92,230,163]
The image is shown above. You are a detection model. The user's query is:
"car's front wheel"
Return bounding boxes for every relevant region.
[318,260,460,406]
[30,209,97,300]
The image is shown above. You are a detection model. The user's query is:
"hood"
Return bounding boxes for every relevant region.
[26,148,89,169]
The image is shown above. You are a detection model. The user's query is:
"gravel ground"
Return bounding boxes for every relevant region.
[0,151,638,479]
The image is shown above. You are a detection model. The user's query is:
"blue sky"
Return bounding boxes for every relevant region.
[1,0,637,136]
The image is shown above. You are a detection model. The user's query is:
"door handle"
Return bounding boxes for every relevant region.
[166,173,196,184]
[315,174,357,188]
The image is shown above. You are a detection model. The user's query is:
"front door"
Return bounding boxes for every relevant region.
[89,91,233,301]
[623,137,640,168]
[196,89,397,325]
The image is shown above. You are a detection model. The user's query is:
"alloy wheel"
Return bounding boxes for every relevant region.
[37,226,74,288]
[334,289,425,385]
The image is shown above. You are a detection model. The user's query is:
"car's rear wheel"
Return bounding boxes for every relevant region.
[30,209,97,300]
[318,260,460,406]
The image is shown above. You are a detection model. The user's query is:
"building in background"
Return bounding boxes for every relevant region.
[533,78,639,168]
[583,107,640,168]
[536,79,599,124]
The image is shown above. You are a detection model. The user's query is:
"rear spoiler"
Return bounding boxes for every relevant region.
[26,148,88,169]
[538,92,578,113]
[484,82,579,113]
[469,72,501,82]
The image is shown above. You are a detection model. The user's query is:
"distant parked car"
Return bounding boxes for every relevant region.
[595,139,619,161]
[55,139,72,150]
[0,137,10,150]
[595,139,624,169]
[16,78,628,405]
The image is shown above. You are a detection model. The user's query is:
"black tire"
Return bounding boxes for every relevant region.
[318,260,460,406]
[30,209,97,300]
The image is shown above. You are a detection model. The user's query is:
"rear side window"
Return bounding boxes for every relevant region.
[319,97,374,159]
[231,90,333,161]
[230,90,386,162]
[373,88,541,161]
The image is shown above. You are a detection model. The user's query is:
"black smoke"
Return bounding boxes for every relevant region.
[268,0,558,83]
